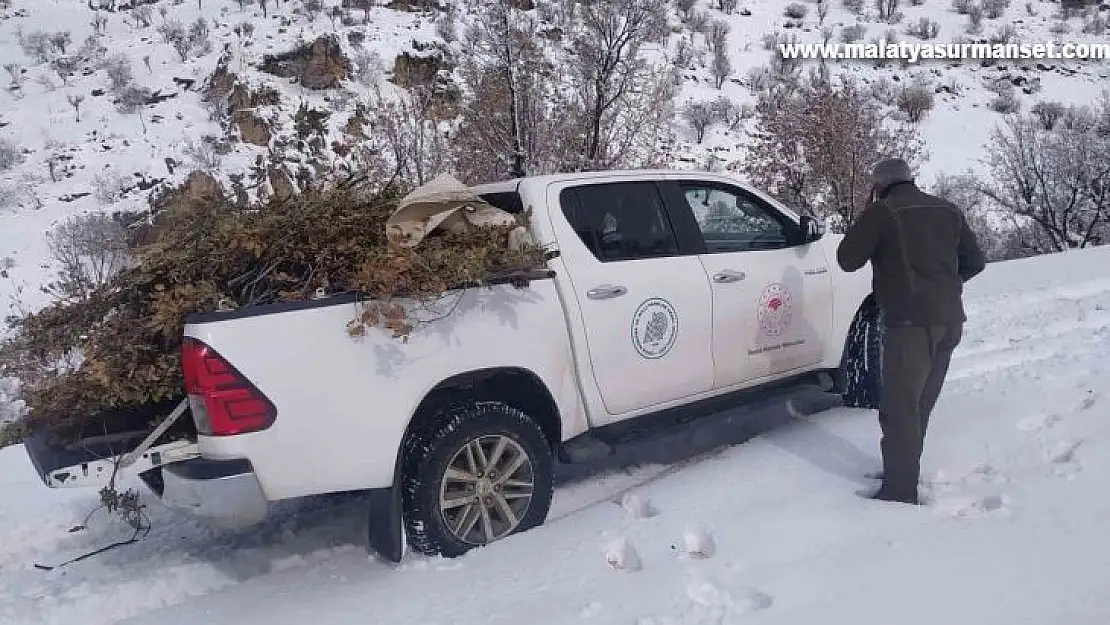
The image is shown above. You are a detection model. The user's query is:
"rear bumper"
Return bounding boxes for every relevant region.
[160,457,269,529]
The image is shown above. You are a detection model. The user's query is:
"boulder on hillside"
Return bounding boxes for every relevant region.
[259,35,350,90]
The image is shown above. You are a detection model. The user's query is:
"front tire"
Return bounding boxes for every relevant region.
[838,296,884,409]
[400,399,554,558]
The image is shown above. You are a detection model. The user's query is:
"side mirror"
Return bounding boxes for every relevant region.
[798,215,824,244]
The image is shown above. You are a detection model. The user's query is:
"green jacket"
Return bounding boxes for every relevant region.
[836,182,987,326]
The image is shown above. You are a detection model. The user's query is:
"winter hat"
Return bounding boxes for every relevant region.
[871,158,913,194]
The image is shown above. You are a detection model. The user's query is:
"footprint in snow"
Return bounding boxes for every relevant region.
[618,492,658,520]
[1017,413,1061,434]
[1046,439,1083,480]
[603,537,641,572]
[931,493,1012,519]
[672,525,715,560]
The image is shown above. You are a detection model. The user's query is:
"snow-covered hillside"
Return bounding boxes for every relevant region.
[0,238,1108,624]
[2,0,1109,324]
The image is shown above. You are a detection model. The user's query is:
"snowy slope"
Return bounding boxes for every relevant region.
[0,244,1108,624]
[3,0,1110,326]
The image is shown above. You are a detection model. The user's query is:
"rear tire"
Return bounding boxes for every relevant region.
[400,399,554,558]
[838,296,884,409]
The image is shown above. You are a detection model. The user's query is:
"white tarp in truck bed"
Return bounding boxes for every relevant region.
[385,173,534,250]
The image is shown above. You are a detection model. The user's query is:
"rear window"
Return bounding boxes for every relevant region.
[479,191,524,214]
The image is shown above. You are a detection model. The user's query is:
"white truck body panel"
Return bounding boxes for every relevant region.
[184,279,589,500]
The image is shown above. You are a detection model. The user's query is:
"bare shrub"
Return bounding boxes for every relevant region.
[718,0,740,13]
[875,0,900,22]
[710,95,749,131]
[979,101,1110,252]
[988,82,1021,113]
[983,0,1010,18]
[841,23,867,43]
[104,53,133,92]
[1049,20,1070,34]
[183,135,227,170]
[953,0,974,14]
[1083,14,1107,34]
[93,171,129,205]
[844,0,865,13]
[18,31,55,64]
[784,2,809,18]
[907,17,941,38]
[46,212,131,299]
[683,101,716,142]
[49,31,72,54]
[897,79,935,122]
[302,0,324,21]
[967,4,985,33]
[991,23,1019,44]
[0,138,23,171]
[130,5,154,28]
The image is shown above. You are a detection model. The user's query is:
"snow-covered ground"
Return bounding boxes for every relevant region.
[1,243,1108,624]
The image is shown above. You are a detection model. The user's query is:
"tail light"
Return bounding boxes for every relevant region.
[181,337,276,436]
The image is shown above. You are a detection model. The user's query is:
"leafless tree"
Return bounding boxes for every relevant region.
[116,85,153,133]
[978,101,1110,253]
[370,84,448,187]
[711,47,731,89]
[683,101,716,143]
[91,12,109,35]
[456,0,539,179]
[717,0,739,14]
[569,0,673,169]
[67,94,84,122]
[741,73,925,224]
[1031,101,1067,130]
[818,0,830,25]
[0,138,22,172]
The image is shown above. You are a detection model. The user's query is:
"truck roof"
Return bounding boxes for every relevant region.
[469,169,750,197]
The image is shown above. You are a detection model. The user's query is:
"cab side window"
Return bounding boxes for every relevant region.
[560,182,680,262]
[679,183,793,253]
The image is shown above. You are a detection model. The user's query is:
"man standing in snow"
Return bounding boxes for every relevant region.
[835,158,987,505]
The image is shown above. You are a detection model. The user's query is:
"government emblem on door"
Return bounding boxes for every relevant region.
[757,283,793,337]
[631,298,678,359]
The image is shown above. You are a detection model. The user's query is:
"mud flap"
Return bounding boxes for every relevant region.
[366,485,404,564]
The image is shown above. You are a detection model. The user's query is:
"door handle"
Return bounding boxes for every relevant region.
[587,284,628,300]
[713,270,747,283]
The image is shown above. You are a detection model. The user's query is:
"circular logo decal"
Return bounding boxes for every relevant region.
[757,283,793,337]
[631,298,678,359]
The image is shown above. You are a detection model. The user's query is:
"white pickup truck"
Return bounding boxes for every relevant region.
[25,169,881,563]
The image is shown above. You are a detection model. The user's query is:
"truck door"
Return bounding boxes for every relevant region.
[662,178,833,389]
[548,179,715,423]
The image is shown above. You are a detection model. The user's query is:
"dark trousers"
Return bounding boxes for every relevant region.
[878,324,963,498]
